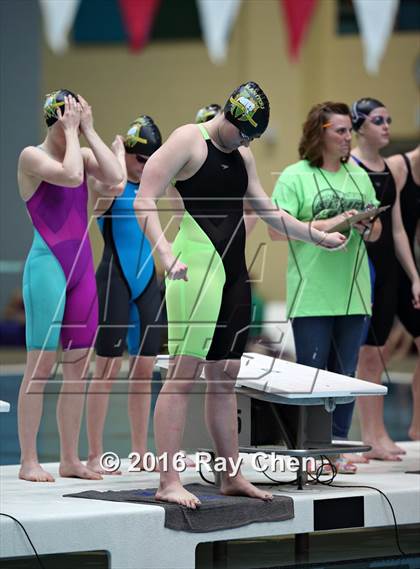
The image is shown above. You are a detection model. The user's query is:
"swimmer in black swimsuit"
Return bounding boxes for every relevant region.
[351,98,420,460]
[387,146,420,441]
[86,116,164,474]
[134,81,346,508]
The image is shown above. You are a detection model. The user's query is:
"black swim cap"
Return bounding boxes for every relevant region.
[351,98,385,131]
[124,116,162,156]
[195,103,221,124]
[224,81,269,137]
[43,89,79,127]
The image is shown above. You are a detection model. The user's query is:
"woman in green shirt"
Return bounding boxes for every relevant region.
[271,102,381,470]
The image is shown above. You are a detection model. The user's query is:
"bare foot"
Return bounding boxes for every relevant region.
[19,461,55,482]
[363,446,402,461]
[368,437,406,455]
[155,482,201,509]
[385,442,406,455]
[408,426,420,441]
[59,460,103,480]
[342,453,369,464]
[221,475,272,501]
[333,458,357,474]
[86,455,121,475]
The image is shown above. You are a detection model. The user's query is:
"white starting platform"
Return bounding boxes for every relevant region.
[237,352,388,401]
[156,352,388,404]
[1,444,419,568]
[0,400,10,413]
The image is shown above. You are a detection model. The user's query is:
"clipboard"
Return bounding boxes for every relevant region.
[327,205,390,233]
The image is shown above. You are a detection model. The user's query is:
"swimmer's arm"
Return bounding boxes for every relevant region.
[78,95,123,186]
[244,200,258,235]
[86,136,127,201]
[81,145,123,188]
[268,210,381,242]
[391,188,420,291]
[268,224,289,241]
[386,154,407,194]
[385,156,413,256]
[88,178,116,217]
[388,156,418,281]
[19,137,84,189]
[134,127,195,276]
[241,148,343,246]
[386,157,417,261]
[303,211,381,240]
[88,137,127,216]
[166,185,184,216]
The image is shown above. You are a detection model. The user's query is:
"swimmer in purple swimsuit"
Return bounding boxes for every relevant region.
[18,90,124,482]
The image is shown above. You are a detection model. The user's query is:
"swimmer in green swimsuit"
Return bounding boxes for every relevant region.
[135,82,345,508]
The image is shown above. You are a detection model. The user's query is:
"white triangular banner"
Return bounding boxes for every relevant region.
[39,0,81,54]
[353,0,399,75]
[196,0,242,65]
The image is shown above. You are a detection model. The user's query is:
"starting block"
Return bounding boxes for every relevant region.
[155,353,387,488]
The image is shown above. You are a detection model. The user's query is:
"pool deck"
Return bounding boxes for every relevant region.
[1,442,419,568]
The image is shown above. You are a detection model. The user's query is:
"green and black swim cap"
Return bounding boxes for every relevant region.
[351,97,385,131]
[124,115,162,156]
[224,81,269,137]
[43,89,79,127]
[195,103,221,124]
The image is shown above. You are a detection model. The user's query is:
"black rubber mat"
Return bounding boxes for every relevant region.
[65,483,294,532]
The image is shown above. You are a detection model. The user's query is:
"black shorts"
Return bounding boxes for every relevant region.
[364,268,398,347]
[95,260,164,358]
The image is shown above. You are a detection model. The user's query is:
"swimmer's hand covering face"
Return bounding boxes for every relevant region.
[43,89,79,127]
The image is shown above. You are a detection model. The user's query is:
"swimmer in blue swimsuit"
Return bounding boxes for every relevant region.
[86,116,164,474]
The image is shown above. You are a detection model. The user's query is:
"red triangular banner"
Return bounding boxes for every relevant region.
[118,0,161,51]
[281,0,317,61]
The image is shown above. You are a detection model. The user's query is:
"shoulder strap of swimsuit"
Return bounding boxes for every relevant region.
[350,154,362,166]
[197,124,210,140]
[401,153,412,175]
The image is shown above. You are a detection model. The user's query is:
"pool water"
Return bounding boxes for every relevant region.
[0,373,415,465]
[0,372,161,465]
